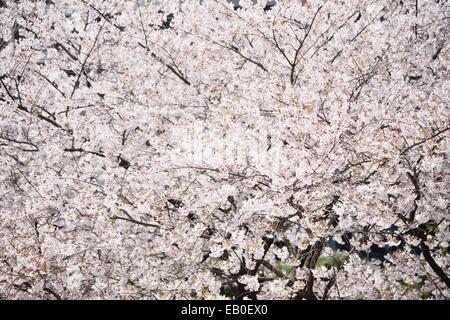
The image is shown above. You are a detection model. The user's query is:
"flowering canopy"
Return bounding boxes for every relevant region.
[0,0,448,299]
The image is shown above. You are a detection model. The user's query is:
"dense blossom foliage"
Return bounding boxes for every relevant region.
[0,0,449,299]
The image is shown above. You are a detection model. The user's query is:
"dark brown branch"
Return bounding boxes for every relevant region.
[250,236,274,276]
[420,240,450,288]
[322,274,337,300]
[80,0,125,31]
[294,270,317,300]
[271,29,293,66]
[36,113,63,129]
[63,147,105,158]
[290,1,326,84]
[350,6,386,43]
[0,76,17,101]
[406,169,421,223]
[34,71,67,98]
[227,45,268,72]
[401,127,449,155]
[138,42,191,86]
[43,287,62,300]
[110,215,160,228]
[53,42,79,61]
[70,23,105,98]
[0,136,39,152]
[1,78,65,130]
[259,260,285,278]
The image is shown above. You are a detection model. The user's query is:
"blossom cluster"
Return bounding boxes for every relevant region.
[0,0,448,299]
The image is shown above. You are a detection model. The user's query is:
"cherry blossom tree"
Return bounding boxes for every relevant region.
[0,0,448,299]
